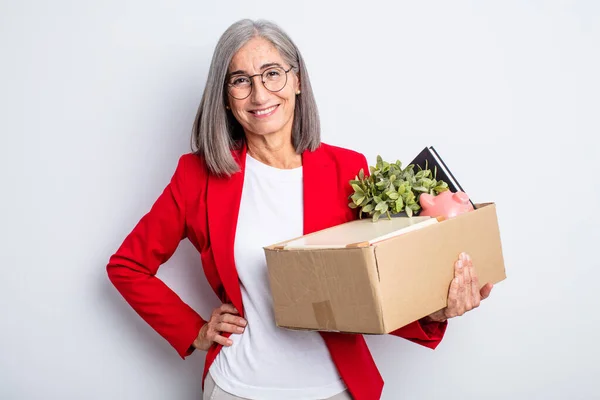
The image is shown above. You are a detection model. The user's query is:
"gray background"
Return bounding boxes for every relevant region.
[1,1,598,399]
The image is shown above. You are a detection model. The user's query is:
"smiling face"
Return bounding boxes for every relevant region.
[226,37,300,141]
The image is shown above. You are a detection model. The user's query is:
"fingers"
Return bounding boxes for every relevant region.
[211,304,247,327]
[429,252,493,322]
[463,254,481,309]
[445,260,463,318]
[447,276,459,314]
[217,303,238,316]
[217,321,245,334]
[448,253,474,318]
[462,253,493,304]
[462,258,473,311]
[215,334,233,347]
[208,331,233,347]
[221,313,248,328]
[456,273,466,316]
[206,304,248,347]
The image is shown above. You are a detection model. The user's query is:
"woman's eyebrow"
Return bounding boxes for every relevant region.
[228,62,283,76]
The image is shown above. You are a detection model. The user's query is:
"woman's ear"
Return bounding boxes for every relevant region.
[295,71,301,94]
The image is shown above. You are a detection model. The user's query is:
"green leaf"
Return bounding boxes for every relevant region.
[406,206,413,217]
[387,192,399,200]
[395,197,404,210]
[375,202,388,213]
[353,195,365,205]
[373,211,382,222]
[362,203,374,213]
[348,202,357,209]
[409,203,421,211]
[373,196,382,204]
[359,168,365,180]
[351,184,364,194]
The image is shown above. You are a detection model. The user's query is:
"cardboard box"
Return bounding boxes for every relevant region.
[264,203,506,334]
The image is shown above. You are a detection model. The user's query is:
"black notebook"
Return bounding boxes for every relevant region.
[409,146,477,209]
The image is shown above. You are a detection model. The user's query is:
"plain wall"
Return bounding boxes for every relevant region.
[1,1,598,399]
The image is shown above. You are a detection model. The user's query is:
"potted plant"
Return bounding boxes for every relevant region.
[348,155,449,221]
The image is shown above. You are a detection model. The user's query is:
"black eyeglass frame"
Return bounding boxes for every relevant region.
[226,66,295,100]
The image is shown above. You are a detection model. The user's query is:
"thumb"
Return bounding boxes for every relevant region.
[480,283,493,300]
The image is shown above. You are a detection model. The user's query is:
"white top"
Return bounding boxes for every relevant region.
[208,154,346,400]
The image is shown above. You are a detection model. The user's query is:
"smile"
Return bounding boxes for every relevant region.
[249,105,279,117]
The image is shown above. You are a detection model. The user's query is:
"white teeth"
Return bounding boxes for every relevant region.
[254,105,276,116]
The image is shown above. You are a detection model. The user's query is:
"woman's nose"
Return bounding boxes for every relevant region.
[249,77,269,104]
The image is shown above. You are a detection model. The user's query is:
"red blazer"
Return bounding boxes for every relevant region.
[107,142,447,400]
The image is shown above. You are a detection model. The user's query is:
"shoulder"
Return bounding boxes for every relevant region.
[175,152,209,179]
[317,142,369,172]
[166,153,210,200]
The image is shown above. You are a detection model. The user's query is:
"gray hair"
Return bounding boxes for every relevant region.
[191,19,321,176]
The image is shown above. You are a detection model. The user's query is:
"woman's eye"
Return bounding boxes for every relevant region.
[232,77,249,86]
[266,70,281,78]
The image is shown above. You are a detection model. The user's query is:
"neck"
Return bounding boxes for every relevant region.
[245,132,302,169]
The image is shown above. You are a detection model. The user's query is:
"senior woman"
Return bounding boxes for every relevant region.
[107,19,493,400]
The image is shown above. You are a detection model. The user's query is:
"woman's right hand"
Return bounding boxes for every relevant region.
[192,303,247,351]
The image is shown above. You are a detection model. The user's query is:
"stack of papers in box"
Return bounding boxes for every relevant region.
[283,216,439,249]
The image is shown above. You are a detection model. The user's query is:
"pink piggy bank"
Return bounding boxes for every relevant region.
[419,191,474,219]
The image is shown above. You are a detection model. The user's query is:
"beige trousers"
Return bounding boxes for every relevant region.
[203,373,353,400]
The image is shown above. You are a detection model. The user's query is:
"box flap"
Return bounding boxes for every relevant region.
[280,216,435,249]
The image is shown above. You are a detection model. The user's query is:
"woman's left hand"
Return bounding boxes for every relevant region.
[425,252,494,323]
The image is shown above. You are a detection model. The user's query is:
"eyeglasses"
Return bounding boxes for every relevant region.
[226,66,294,100]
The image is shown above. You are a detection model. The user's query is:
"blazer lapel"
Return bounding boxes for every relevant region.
[302,146,338,235]
[207,143,247,316]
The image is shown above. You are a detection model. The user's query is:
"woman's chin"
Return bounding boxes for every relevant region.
[245,123,286,137]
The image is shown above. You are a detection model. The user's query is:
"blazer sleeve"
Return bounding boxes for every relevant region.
[389,319,447,349]
[357,153,448,349]
[106,155,206,359]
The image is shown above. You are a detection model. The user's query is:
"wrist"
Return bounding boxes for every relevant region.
[424,310,447,323]
[192,323,207,350]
